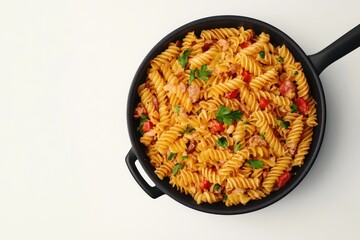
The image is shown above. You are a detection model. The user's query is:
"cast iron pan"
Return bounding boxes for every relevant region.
[126,16,360,215]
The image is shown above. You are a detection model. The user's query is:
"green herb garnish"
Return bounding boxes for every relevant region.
[259,51,265,59]
[213,183,221,191]
[216,105,242,124]
[260,132,266,139]
[276,117,290,129]
[189,68,196,84]
[168,152,176,160]
[197,64,212,81]
[174,105,180,115]
[178,50,192,68]
[246,160,265,169]
[179,125,195,135]
[216,137,228,148]
[277,57,284,63]
[234,142,242,153]
[172,163,183,175]
[188,64,212,83]
[243,121,250,125]
[136,115,149,135]
[290,103,298,113]
[294,70,299,76]
[223,194,228,200]
[182,156,188,160]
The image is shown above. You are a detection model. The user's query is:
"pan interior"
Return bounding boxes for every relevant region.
[127,15,326,214]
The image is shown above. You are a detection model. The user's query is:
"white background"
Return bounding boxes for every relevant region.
[0,0,359,239]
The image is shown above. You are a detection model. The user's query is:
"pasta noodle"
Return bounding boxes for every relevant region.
[133,26,317,206]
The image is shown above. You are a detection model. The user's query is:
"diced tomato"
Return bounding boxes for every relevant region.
[200,178,211,190]
[276,171,291,188]
[279,80,297,97]
[224,89,239,99]
[295,97,309,115]
[142,120,153,133]
[259,97,269,109]
[202,39,213,52]
[240,40,252,48]
[134,107,147,118]
[208,119,224,133]
[242,69,253,83]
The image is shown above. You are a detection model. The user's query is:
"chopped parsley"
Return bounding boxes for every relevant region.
[246,160,265,169]
[258,51,265,59]
[260,132,266,139]
[276,117,290,129]
[277,57,284,63]
[174,105,180,115]
[197,64,212,81]
[136,115,149,135]
[182,156,188,160]
[189,68,196,84]
[216,137,228,148]
[168,152,176,160]
[216,105,242,124]
[234,142,242,153]
[223,194,228,200]
[179,125,195,135]
[294,70,299,76]
[172,163,183,175]
[178,50,192,68]
[188,64,212,83]
[290,103,298,113]
[213,183,221,191]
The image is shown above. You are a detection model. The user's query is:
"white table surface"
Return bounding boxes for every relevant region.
[1,0,359,239]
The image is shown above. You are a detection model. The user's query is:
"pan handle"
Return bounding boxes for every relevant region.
[125,148,164,199]
[309,24,360,75]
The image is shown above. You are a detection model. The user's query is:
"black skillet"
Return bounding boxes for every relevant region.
[125,16,360,215]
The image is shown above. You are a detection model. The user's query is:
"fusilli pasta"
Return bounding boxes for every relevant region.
[133,26,317,206]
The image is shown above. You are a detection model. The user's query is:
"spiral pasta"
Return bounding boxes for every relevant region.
[134,26,317,206]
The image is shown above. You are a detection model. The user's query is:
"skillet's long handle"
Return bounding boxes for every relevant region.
[309,24,360,75]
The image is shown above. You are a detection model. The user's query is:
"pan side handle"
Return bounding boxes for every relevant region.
[125,148,164,199]
[309,24,360,75]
